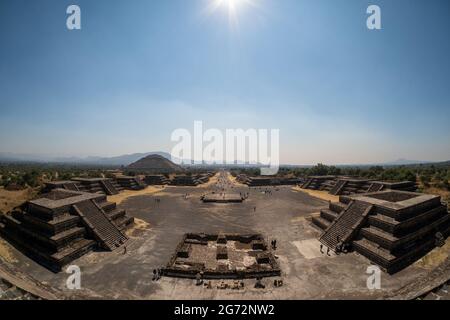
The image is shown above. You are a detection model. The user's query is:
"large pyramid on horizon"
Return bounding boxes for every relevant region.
[126,154,184,173]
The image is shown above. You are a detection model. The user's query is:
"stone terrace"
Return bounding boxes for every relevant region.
[0,189,133,272]
[314,190,450,274]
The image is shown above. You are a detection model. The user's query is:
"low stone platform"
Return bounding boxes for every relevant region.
[144,175,170,185]
[163,233,281,279]
[201,193,244,203]
[328,179,417,196]
[72,178,121,195]
[43,181,80,193]
[236,175,303,187]
[302,176,336,191]
[115,176,146,190]
[170,174,211,186]
[329,178,374,195]
[44,178,123,195]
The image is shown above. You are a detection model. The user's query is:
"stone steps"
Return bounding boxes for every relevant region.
[99,201,116,212]
[368,206,448,235]
[329,202,347,213]
[353,236,439,274]
[0,225,95,272]
[22,213,80,236]
[107,208,126,220]
[361,213,450,251]
[367,183,384,193]
[329,180,347,195]
[114,215,134,230]
[312,216,331,230]
[320,209,339,222]
[99,179,119,195]
[320,201,373,251]
[73,200,127,251]
[8,217,86,252]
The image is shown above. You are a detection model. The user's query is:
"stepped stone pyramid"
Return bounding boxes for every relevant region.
[170,174,212,186]
[328,178,417,196]
[0,189,133,272]
[126,154,184,173]
[195,173,214,184]
[115,176,146,190]
[44,178,123,195]
[313,190,450,274]
[170,175,201,186]
[144,175,170,185]
[43,181,80,192]
[300,175,417,196]
[236,174,303,187]
[301,176,336,191]
[72,178,122,195]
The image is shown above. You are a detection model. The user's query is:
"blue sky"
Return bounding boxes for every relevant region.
[0,0,449,165]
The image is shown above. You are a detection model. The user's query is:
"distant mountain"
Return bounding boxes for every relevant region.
[0,152,448,168]
[0,151,179,166]
[380,159,434,166]
[0,152,61,163]
[127,154,184,172]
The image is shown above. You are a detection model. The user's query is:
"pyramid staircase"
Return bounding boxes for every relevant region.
[312,201,347,230]
[319,201,373,252]
[329,180,348,195]
[144,175,170,185]
[73,200,127,251]
[63,183,79,192]
[367,182,384,193]
[97,200,134,231]
[301,176,336,191]
[99,179,119,195]
[116,176,146,190]
[301,178,313,189]
[110,180,124,192]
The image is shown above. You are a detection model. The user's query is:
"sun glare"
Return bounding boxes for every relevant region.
[218,0,244,11]
[205,0,259,29]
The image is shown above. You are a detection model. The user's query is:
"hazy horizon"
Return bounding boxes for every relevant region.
[1,0,450,165]
[0,150,447,167]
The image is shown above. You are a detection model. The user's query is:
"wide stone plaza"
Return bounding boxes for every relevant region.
[1,171,447,300]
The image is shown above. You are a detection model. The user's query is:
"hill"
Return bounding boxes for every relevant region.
[126,154,184,173]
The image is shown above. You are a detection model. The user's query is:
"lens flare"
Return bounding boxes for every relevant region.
[205,0,259,30]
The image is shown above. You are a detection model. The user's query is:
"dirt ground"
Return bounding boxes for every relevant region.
[107,186,165,204]
[0,187,36,213]
[197,172,220,188]
[414,240,450,270]
[292,186,340,203]
[0,238,18,264]
[227,173,248,187]
[422,186,450,204]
